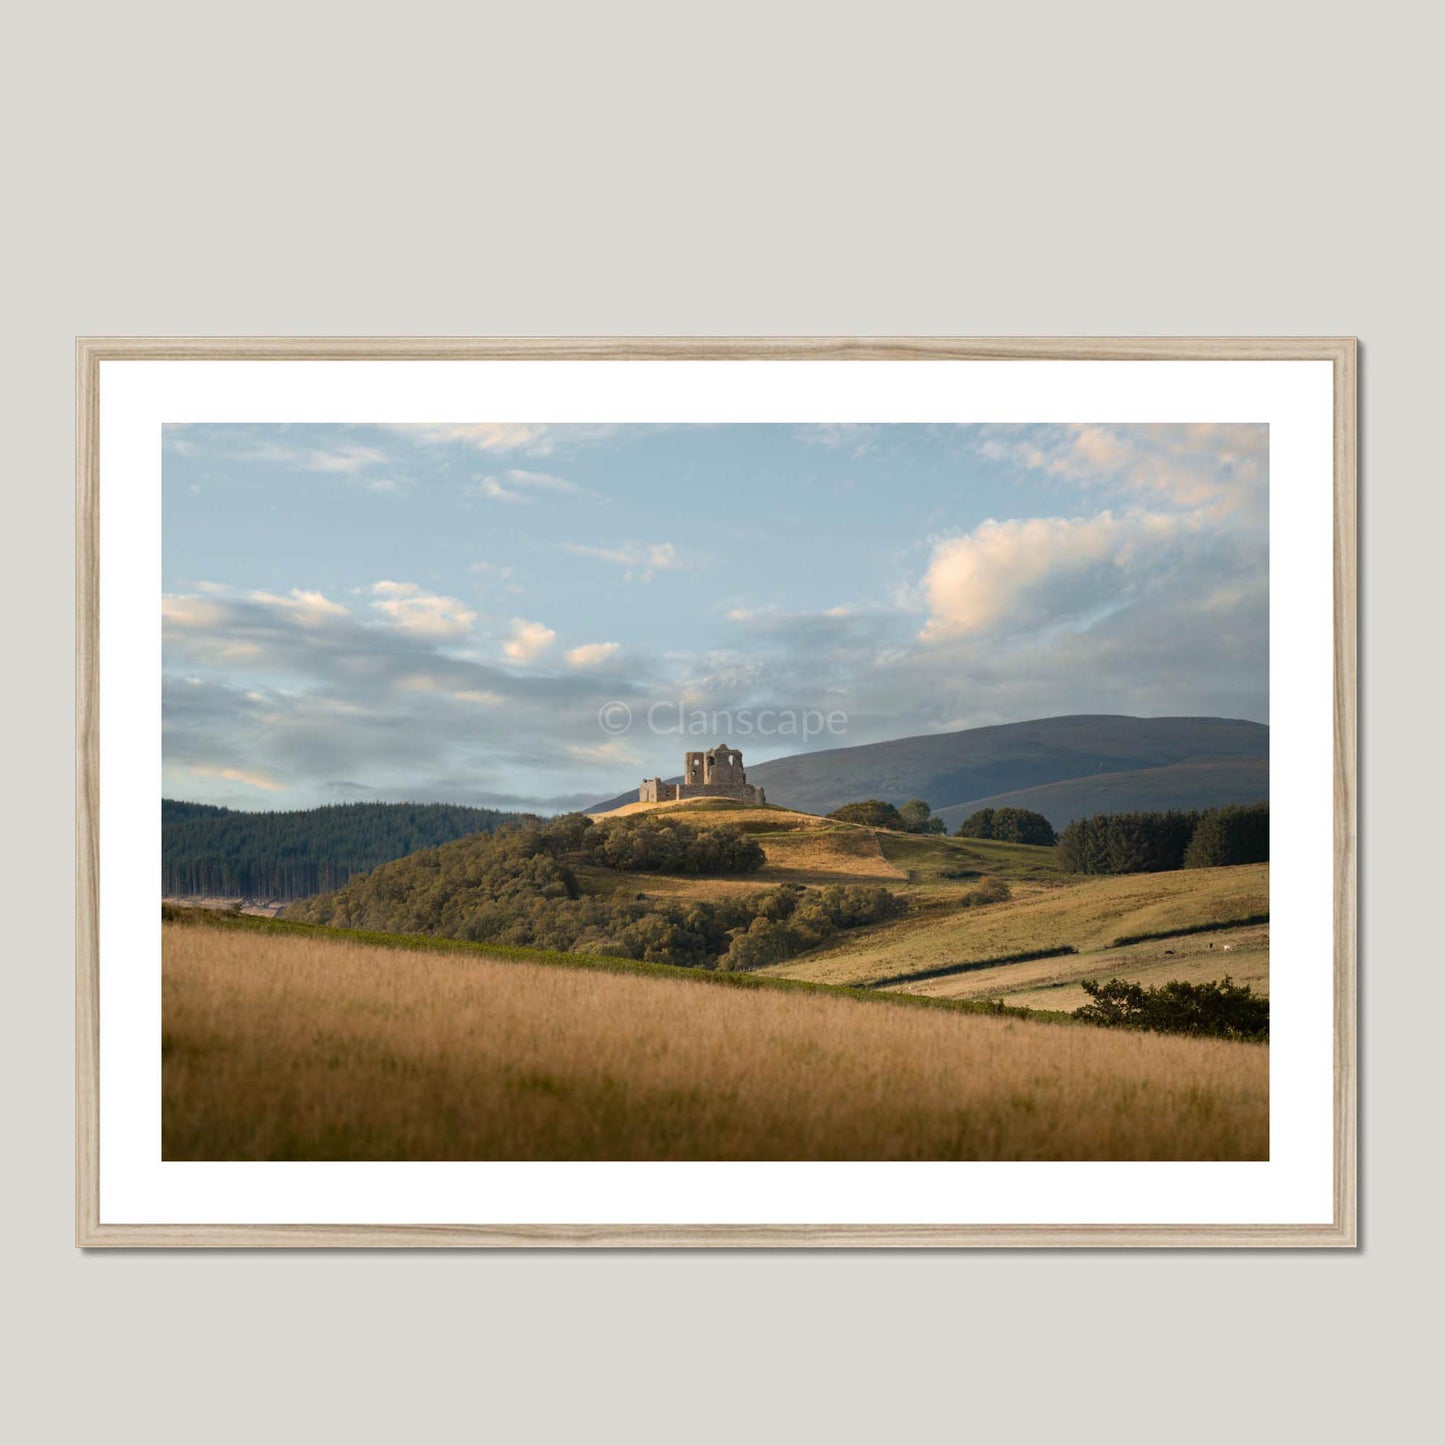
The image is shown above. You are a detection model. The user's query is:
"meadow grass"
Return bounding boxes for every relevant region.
[766,862,1269,986]
[910,925,1271,1011]
[874,830,1064,883]
[163,919,1268,1162]
[161,905,1044,1018]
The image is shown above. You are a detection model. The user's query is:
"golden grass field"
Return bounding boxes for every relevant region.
[911,924,1270,1011]
[163,921,1268,1161]
[763,861,1269,988]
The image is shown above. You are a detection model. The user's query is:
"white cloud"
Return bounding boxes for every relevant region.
[394,424,618,457]
[1067,426,1133,472]
[169,431,417,492]
[249,588,350,626]
[370,581,477,638]
[918,511,1186,640]
[503,618,557,662]
[162,595,226,628]
[974,423,1266,515]
[476,468,593,504]
[477,478,525,503]
[165,587,350,631]
[295,445,391,474]
[561,540,681,582]
[565,641,622,669]
[242,441,394,475]
[398,423,557,454]
[724,601,873,632]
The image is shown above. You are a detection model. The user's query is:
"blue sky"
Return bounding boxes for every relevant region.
[162,422,1268,812]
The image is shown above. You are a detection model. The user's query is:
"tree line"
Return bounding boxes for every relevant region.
[162,800,526,898]
[1056,802,1268,875]
[952,806,1057,846]
[827,798,1058,845]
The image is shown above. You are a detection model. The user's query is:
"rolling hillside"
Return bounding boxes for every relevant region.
[762,861,1269,988]
[591,714,1269,823]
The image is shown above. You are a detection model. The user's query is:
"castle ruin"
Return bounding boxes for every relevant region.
[640,745,766,806]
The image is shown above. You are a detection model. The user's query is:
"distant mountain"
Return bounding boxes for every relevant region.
[933,757,1269,832]
[591,716,1268,824]
[162,799,527,899]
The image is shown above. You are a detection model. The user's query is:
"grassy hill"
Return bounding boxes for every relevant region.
[162,798,526,899]
[590,714,1268,822]
[163,915,1267,1161]
[761,861,1268,988]
[911,922,1270,1013]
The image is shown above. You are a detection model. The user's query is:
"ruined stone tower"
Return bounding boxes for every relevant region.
[640,745,766,805]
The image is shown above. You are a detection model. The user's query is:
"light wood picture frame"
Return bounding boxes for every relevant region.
[77,336,1357,1248]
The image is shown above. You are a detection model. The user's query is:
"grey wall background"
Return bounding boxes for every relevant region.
[6,2,1436,1439]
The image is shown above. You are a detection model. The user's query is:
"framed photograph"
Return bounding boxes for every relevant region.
[77,337,1356,1247]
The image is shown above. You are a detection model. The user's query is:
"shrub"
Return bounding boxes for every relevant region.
[958,876,1011,908]
[1074,976,1269,1041]
[816,883,906,928]
[718,917,802,972]
[719,884,903,972]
